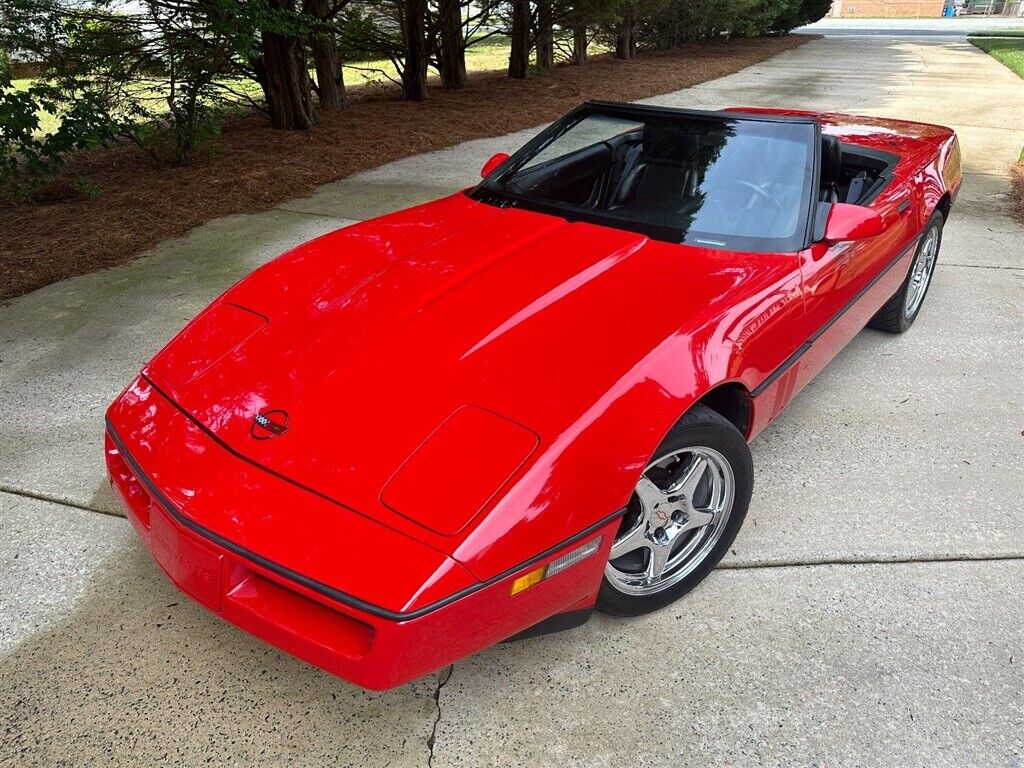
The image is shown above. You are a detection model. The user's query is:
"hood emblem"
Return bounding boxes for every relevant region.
[251,409,289,440]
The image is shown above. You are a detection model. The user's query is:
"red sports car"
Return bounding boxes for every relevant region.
[106,101,960,690]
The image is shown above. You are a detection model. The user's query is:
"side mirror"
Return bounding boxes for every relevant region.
[822,202,888,243]
[480,152,510,178]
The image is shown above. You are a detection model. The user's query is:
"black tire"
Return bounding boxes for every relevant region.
[596,404,753,617]
[868,211,944,334]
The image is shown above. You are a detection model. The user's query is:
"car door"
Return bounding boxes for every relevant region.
[793,179,914,391]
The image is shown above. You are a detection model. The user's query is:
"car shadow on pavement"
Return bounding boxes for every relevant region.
[0,540,438,767]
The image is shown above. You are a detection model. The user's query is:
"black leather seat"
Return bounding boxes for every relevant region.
[610,123,699,209]
[609,142,644,206]
[820,134,842,203]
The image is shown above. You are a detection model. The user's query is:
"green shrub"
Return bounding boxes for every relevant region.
[627,0,831,46]
[773,0,833,32]
[2,0,252,170]
[133,100,226,166]
[0,81,117,201]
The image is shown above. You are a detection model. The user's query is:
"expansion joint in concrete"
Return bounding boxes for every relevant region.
[720,552,1024,571]
[0,486,116,518]
[941,262,1024,271]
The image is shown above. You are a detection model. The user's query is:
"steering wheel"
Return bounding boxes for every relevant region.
[724,180,785,214]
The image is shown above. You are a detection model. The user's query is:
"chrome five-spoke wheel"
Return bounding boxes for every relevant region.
[605,447,735,596]
[596,403,753,616]
[904,225,938,319]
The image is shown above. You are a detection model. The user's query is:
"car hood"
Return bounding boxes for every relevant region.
[144,192,785,543]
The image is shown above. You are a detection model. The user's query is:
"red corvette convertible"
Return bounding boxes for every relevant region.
[106,101,960,689]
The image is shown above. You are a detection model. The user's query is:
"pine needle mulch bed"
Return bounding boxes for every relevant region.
[1012,162,1024,223]
[0,34,812,301]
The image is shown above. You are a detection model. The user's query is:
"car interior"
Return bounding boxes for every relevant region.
[493,121,896,222]
[819,134,898,206]
[498,118,812,241]
[474,109,903,251]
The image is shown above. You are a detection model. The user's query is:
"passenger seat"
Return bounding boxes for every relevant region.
[820,134,842,203]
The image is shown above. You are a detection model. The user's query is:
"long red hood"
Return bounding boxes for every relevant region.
[144,192,793,548]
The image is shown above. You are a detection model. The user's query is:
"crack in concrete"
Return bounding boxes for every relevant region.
[941,262,1024,271]
[0,486,118,517]
[720,552,1024,571]
[426,665,454,768]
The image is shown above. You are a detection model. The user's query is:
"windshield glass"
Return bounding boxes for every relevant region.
[472,105,817,252]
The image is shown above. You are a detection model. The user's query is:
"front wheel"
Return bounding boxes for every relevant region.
[596,404,753,617]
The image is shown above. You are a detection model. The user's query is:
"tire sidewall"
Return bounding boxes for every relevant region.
[597,405,753,617]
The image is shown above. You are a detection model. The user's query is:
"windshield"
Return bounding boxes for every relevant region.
[471,105,817,253]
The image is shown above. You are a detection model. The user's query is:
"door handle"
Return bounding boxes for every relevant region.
[896,199,911,215]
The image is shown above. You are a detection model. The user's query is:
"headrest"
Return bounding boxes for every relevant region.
[642,122,700,162]
[821,134,842,185]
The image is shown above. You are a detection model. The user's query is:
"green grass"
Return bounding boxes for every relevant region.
[341,35,515,87]
[11,78,62,135]
[10,75,265,136]
[970,36,1024,79]
[342,34,609,87]
[967,30,1024,38]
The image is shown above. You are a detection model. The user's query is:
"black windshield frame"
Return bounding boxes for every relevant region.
[469,101,822,254]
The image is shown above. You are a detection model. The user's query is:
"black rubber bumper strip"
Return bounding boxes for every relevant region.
[106,420,624,622]
[751,235,920,397]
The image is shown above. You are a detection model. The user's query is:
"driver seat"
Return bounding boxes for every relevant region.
[609,124,700,210]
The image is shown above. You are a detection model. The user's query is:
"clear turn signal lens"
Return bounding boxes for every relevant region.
[509,536,603,595]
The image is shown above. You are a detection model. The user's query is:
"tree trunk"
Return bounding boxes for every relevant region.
[305,0,345,109]
[438,0,467,89]
[508,0,529,79]
[651,18,673,51]
[401,0,429,100]
[615,15,635,60]
[535,0,554,70]
[572,25,587,64]
[260,0,316,129]
[614,30,629,59]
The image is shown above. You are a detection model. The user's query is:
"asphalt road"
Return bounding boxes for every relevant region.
[2,32,1023,768]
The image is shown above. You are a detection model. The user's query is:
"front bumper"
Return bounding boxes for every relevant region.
[105,425,613,690]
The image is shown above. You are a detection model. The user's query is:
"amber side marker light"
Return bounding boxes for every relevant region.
[509,536,604,596]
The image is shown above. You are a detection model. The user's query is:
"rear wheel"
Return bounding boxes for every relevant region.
[596,404,753,617]
[868,211,943,334]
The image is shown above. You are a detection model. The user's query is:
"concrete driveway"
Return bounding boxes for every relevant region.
[800,16,1024,37]
[2,33,1022,767]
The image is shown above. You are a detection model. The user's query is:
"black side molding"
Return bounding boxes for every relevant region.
[751,235,919,398]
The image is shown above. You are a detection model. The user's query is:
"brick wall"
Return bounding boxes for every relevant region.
[828,0,947,16]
